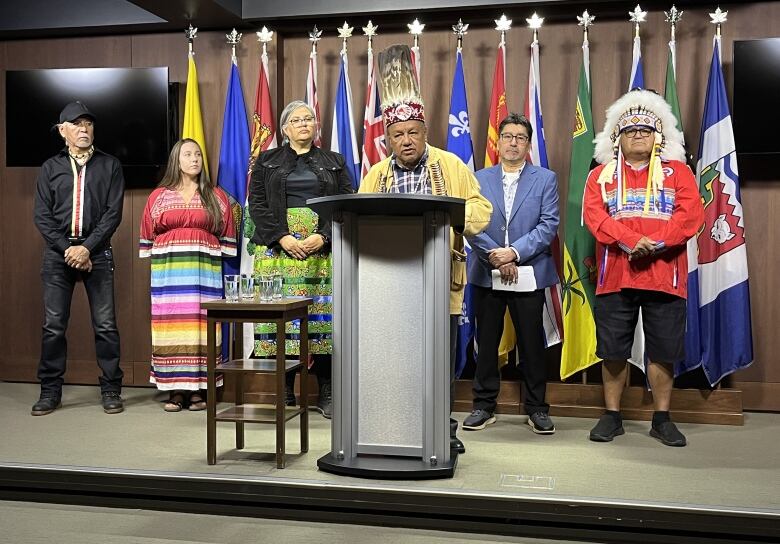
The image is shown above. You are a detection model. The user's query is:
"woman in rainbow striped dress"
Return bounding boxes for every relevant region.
[140,139,236,412]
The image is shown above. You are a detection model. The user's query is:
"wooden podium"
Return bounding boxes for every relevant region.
[308,194,464,479]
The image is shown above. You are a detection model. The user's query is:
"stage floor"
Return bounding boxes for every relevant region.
[1,382,778,516]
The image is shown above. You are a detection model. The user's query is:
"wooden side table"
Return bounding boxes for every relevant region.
[202,297,313,468]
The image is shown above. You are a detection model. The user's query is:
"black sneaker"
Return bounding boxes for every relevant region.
[316,381,332,419]
[589,414,625,442]
[31,396,61,416]
[527,411,556,434]
[284,384,297,407]
[463,409,496,431]
[101,392,124,414]
[650,421,687,447]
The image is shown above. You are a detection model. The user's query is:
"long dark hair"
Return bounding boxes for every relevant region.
[158,138,222,232]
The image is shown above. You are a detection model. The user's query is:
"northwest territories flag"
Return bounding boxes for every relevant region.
[446,48,475,377]
[331,49,360,188]
[682,36,753,384]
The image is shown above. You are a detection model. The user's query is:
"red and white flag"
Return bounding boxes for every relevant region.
[361,49,386,180]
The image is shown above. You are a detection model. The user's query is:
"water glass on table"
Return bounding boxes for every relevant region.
[240,274,255,300]
[272,273,283,299]
[224,274,239,302]
[258,275,274,302]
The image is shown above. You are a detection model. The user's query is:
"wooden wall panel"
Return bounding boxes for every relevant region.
[0,3,777,408]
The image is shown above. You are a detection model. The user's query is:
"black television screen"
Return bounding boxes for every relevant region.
[733,38,780,155]
[5,67,171,181]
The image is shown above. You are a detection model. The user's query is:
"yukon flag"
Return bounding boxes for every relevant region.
[446,47,476,377]
[560,35,599,379]
[241,39,278,357]
[627,27,647,372]
[361,49,386,180]
[182,51,209,176]
[331,47,360,188]
[682,36,753,384]
[523,36,563,350]
[485,41,508,167]
[216,54,250,362]
[629,33,645,90]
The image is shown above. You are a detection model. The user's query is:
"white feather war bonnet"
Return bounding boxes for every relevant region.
[593,89,686,212]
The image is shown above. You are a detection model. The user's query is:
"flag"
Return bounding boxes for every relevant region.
[305,47,322,147]
[629,34,645,90]
[665,38,684,134]
[524,38,563,350]
[560,37,599,379]
[216,57,250,362]
[411,44,421,85]
[627,33,647,372]
[361,49,386,180]
[182,52,209,175]
[485,42,508,168]
[331,49,360,188]
[681,36,753,384]
[447,48,476,377]
[217,59,250,278]
[241,47,278,358]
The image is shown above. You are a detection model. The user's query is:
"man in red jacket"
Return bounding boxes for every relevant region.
[583,89,704,447]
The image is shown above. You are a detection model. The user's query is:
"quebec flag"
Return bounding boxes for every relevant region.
[447,49,475,377]
[682,37,753,385]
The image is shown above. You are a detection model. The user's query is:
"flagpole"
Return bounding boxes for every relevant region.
[408,18,424,84]
[307,25,323,146]
[578,10,594,91]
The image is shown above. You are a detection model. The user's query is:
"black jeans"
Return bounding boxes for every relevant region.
[38,247,122,396]
[472,286,548,414]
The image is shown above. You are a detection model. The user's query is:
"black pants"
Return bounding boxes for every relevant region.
[38,247,122,397]
[472,285,548,414]
[285,354,331,387]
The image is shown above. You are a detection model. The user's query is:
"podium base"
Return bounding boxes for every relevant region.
[317,449,458,480]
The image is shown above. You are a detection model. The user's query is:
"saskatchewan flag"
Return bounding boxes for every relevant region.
[183,52,209,177]
[560,41,599,379]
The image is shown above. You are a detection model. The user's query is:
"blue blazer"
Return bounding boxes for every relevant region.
[467,164,560,289]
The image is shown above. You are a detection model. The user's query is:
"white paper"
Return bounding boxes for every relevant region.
[491,266,537,292]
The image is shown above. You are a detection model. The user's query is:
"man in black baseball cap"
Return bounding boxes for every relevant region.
[32,100,125,416]
[58,100,96,124]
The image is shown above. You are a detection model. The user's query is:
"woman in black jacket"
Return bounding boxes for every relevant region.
[248,100,353,418]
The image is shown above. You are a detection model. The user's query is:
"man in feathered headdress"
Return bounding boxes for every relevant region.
[583,89,704,447]
[359,44,492,454]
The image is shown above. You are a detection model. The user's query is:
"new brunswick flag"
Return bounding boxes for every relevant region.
[560,40,599,379]
[485,42,507,168]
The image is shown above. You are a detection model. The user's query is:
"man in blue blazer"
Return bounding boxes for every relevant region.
[464,113,560,434]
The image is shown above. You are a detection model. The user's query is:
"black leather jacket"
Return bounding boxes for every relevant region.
[249,144,353,247]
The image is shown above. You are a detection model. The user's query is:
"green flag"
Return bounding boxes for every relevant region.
[665,42,684,134]
[560,43,599,379]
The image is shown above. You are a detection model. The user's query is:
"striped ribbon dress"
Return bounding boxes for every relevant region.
[139,187,236,390]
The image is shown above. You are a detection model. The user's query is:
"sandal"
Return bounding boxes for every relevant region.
[164,392,185,412]
[188,392,207,411]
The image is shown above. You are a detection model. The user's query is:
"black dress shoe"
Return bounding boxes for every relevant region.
[101,392,124,414]
[284,384,297,407]
[31,396,61,416]
[450,436,465,454]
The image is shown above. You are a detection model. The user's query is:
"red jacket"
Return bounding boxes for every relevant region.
[583,159,704,299]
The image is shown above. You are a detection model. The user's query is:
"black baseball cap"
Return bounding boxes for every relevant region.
[58,101,96,124]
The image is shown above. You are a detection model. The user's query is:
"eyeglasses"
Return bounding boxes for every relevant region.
[288,116,315,127]
[500,133,530,144]
[622,127,654,138]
